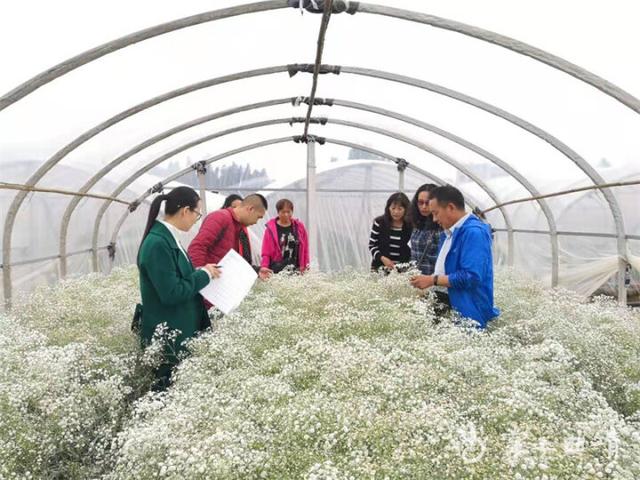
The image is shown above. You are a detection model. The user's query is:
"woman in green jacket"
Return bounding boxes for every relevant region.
[137,186,220,390]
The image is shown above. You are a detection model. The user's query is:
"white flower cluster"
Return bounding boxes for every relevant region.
[0,268,151,479]
[493,270,640,419]
[107,269,640,479]
[1,267,639,478]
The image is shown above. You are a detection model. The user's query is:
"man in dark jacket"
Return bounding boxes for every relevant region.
[409,185,500,328]
[188,194,272,308]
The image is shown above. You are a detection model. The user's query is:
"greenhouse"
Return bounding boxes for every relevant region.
[1,1,639,478]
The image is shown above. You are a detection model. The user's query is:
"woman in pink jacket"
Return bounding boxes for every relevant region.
[261,199,310,273]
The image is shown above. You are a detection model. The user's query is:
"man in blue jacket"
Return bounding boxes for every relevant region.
[409,185,499,328]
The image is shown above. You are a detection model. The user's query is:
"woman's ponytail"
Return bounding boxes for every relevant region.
[137,194,166,266]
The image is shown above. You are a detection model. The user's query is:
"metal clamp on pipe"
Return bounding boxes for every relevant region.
[293,135,326,145]
[291,96,335,106]
[128,200,141,213]
[192,161,207,174]
[472,206,487,221]
[288,0,359,14]
[150,182,164,194]
[289,117,328,126]
[107,242,117,261]
[396,157,409,172]
[287,64,341,77]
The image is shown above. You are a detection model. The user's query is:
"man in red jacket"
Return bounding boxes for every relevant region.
[188,194,272,295]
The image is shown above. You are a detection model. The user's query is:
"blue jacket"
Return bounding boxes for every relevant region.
[439,215,500,328]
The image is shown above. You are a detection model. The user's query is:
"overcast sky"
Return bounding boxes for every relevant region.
[1,0,639,197]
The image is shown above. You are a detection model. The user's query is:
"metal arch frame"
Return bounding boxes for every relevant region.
[58,96,558,283]
[322,118,514,240]
[3,61,596,303]
[2,1,638,114]
[329,99,559,283]
[357,3,640,114]
[90,116,508,269]
[3,0,637,302]
[1,65,288,305]
[88,119,293,270]
[59,98,292,276]
[2,64,622,304]
[338,65,628,302]
[0,1,290,111]
[104,136,486,258]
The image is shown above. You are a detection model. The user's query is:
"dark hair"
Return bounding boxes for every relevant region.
[243,193,268,210]
[381,192,410,227]
[276,198,294,212]
[138,186,200,265]
[430,185,465,210]
[410,183,438,229]
[222,193,243,209]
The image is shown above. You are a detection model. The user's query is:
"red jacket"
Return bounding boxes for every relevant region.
[188,208,251,310]
[260,217,310,271]
[188,208,250,268]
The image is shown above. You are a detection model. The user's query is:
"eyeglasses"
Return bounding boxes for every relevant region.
[190,208,203,221]
[417,201,430,206]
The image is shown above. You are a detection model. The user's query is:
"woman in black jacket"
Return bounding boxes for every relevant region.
[369,192,412,272]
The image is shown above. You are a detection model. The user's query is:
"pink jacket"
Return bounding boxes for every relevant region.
[261,217,310,271]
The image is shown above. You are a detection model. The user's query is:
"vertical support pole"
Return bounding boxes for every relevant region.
[306,140,318,266]
[491,232,497,262]
[2,252,11,310]
[550,232,559,287]
[507,229,514,266]
[60,241,68,280]
[195,161,208,216]
[396,157,408,192]
[618,257,628,305]
[91,247,99,273]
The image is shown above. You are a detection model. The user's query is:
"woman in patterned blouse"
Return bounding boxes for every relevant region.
[409,184,442,275]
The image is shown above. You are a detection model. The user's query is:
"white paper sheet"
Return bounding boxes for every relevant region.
[199,249,258,314]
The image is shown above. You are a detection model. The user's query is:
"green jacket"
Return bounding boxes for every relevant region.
[138,221,210,359]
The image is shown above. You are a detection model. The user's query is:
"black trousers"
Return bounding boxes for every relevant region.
[433,290,451,318]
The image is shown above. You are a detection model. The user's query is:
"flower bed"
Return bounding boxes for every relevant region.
[1,268,639,479]
[0,269,149,479]
[110,269,640,479]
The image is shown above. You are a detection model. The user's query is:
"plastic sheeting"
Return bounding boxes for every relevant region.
[1,0,639,305]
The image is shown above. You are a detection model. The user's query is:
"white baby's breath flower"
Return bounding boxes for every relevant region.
[3,267,640,479]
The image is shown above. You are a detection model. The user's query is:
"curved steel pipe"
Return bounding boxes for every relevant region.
[5,57,624,302]
[59,96,557,282]
[59,98,292,277]
[2,65,288,306]
[104,135,486,265]
[2,1,635,302]
[357,3,640,114]
[0,1,289,111]
[3,1,638,115]
[340,64,628,302]
[91,117,508,266]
